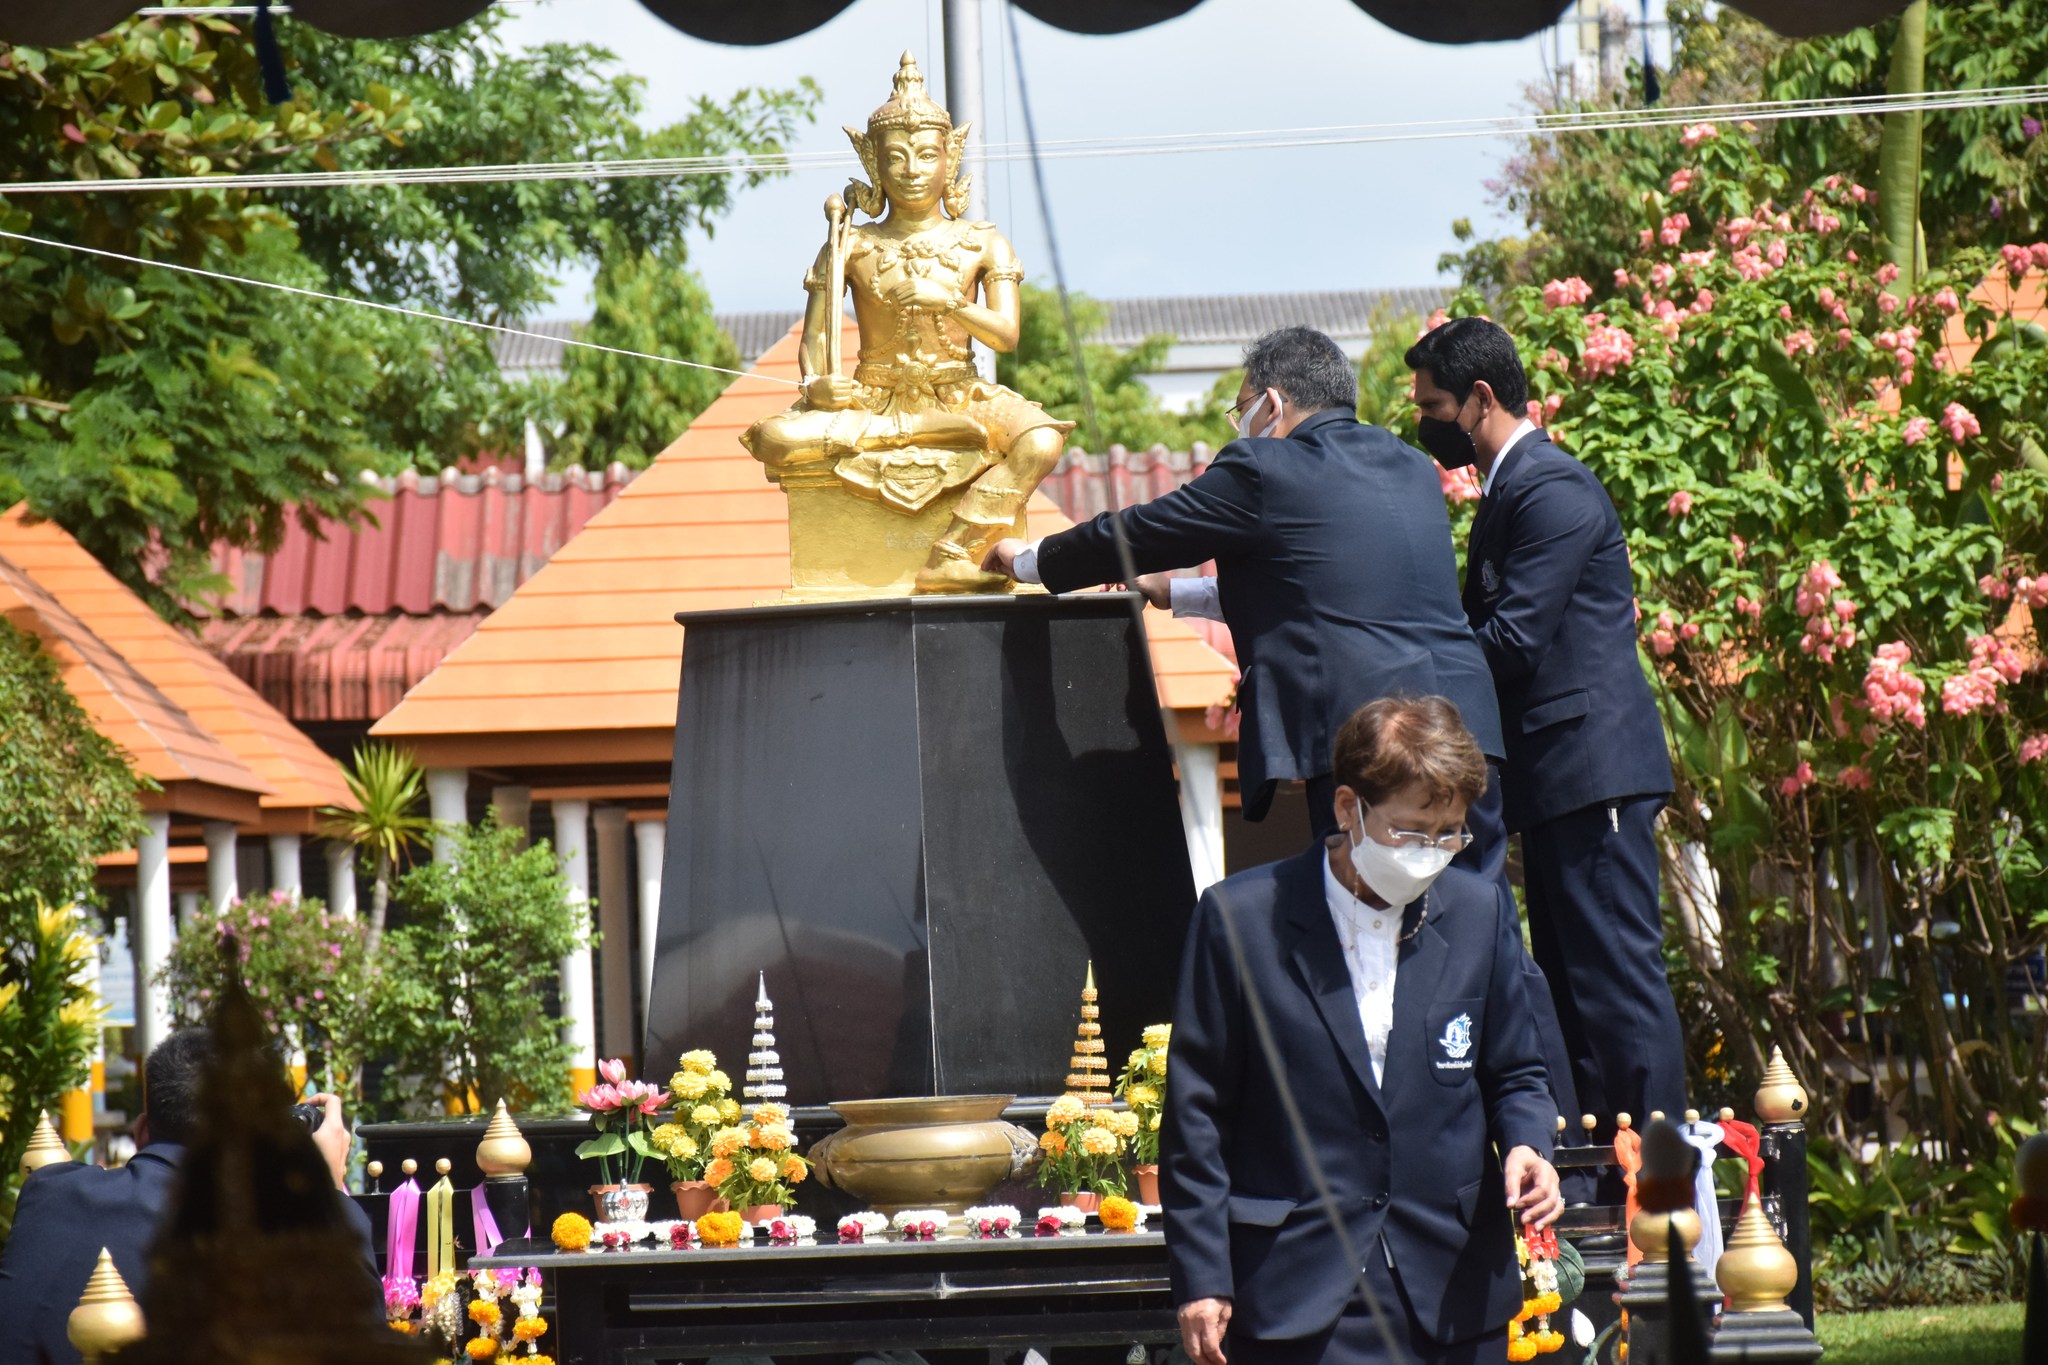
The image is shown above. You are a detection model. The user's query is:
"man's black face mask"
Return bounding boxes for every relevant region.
[1417,391,1479,470]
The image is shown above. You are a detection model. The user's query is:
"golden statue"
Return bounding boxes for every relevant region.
[743,53,1073,598]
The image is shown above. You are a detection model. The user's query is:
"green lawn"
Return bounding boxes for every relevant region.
[1816,1303,2026,1363]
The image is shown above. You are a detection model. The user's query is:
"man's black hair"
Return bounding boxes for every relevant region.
[1242,326,1358,414]
[143,1026,215,1145]
[1403,316,1529,412]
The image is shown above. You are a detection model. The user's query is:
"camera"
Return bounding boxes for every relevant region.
[290,1101,326,1134]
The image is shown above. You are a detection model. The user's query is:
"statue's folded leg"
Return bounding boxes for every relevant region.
[913,425,1066,594]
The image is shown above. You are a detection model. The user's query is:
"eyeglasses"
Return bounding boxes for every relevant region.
[1364,805,1473,854]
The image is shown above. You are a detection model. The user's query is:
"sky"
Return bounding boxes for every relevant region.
[502,0,1668,317]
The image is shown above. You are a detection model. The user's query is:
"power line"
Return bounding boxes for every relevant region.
[0,228,800,387]
[6,84,2044,197]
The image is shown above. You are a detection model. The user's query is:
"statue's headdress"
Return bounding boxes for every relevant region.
[844,52,972,219]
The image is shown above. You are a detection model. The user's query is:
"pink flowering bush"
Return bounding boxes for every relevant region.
[1426,127,2048,1151]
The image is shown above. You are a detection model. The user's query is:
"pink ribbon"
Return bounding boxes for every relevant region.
[471,1181,534,1273]
[385,1177,421,1286]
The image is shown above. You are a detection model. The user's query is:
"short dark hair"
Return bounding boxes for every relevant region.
[1242,326,1357,414]
[1403,316,1528,412]
[143,1027,215,1145]
[1332,696,1489,810]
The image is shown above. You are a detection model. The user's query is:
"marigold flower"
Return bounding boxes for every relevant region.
[551,1212,593,1252]
[707,1070,733,1092]
[709,1127,746,1159]
[672,1071,709,1101]
[751,1102,790,1127]
[680,1049,718,1075]
[690,1104,721,1127]
[1040,1130,1068,1156]
[697,1211,745,1245]
[469,1300,502,1329]
[1148,1053,1168,1076]
[748,1156,778,1182]
[1099,1195,1141,1230]
[755,1122,794,1151]
[719,1098,742,1121]
[782,1156,808,1183]
[1125,1084,1159,1107]
[467,1338,500,1361]
[513,1317,548,1343]
[703,1157,735,1186]
[1080,1127,1120,1157]
[1107,1109,1141,1138]
[1046,1096,1087,1128]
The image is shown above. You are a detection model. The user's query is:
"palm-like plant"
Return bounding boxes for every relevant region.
[320,744,435,948]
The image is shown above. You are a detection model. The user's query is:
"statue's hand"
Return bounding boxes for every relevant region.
[806,374,859,410]
[886,277,959,313]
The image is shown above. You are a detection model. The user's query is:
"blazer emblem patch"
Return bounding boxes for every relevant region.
[1435,1012,1475,1071]
[1480,559,1502,598]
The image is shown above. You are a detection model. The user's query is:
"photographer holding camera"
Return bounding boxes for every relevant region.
[0,1027,377,1365]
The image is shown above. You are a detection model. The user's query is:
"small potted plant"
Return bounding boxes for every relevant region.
[575,1058,663,1221]
[709,1101,810,1223]
[1116,1024,1170,1205]
[653,1048,738,1219]
[1033,1094,1128,1213]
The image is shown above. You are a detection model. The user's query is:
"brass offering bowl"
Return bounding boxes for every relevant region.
[810,1095,1038,1216]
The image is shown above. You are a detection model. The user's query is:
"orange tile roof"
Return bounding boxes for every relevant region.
[373,321,1238,757]
[0,505,353,828]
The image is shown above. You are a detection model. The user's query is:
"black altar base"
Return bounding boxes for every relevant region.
[644,593,1197,1101]
[470,1229,1177,1365]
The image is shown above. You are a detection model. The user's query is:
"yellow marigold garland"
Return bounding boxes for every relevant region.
[697,1210,745,1245]
[467,1300,502,1330]
[551,1211,593,1252]
[464,1338,498,1361]
[513,1317,548,1343]
[1098,1195,1140,1231]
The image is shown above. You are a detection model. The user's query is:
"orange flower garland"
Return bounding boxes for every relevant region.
[467,1300,502,1330]
[697,1210,745,1246]
[1098,1195,1141,1231]
[551,1211,593,1252]
[465,1338,499,1361]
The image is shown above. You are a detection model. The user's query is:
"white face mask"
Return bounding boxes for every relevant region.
[1232,392,1279,439]
[1346,812,1455,908]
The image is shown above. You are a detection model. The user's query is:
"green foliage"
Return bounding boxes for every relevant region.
[0,618,143,1241]
[1815,1302,2024,1364]
[0,11,814,610]
[367,815,590,1120]
[1000,283,1234,452]
[157,891,375,1100]
[1441,127,2047,1155]
[319,742,434,947]
[549,245,743,469]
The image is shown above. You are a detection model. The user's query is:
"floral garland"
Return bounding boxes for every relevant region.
[765,1214,817,1244]
[550,1212,592,1253]
[963,1205,1021,1238]
[1034,1205,1085,1236]
[1098,1195,1145,1231]
[696,1210,746,1246]
[1507,1228,1566,1360]
[838,1212,890,1243]
[892,1208,947,1240]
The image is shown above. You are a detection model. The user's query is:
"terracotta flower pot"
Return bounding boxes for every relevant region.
[742,1203,785,1225]
[1133,1165,1160,1207]
[672,1181,728,1221]
[590,1183,651,1222]
[1059,1191,1102,1214]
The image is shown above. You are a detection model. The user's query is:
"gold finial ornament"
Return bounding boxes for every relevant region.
[1063,962,1111,1106]
[366,1160,384,1180]
[477,1099,532,1177]
[434,1157,452,1177]
[401,1158,417,1177]
[1719,1107,1736,1122]
[21,1109,69,1178]
[1754,1045,1810,1123]
[1716,1192,1800,1313]
[1581,1114,1597,1133]
[67,1248,144,1364]
[1616,1112,1633,1131]
[742,54,1075,600]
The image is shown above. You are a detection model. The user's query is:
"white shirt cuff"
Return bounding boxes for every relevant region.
[1169,576,1223,621]
[1013,542,1044,585]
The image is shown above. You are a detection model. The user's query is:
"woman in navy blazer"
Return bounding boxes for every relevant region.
[1164,697,1562,1365]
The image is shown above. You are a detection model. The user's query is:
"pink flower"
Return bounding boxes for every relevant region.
[1649,262,1676,291]
[2020,733,2048,764]
[1877,291,1900,314]
[1734,594,1762,622]
[1720,216,1757,248]
[1778,761,1815,797]
[599,1058,627,1085]
[1679,248,1717,269]
[1614,267,1632,288]
[1876,262,1901,286]
[1691,288,1716,314]
[1638,228,1655,250]
[1542,276,1594,309]
[1940,402,1981,442]
[1668,167,1697,194]
[1901,416,1932,446]
[1660,212,1692,246]
[2017,576,2048,608]
[1969,633,2025,684]
[1650,629,1676,656]
[1780,304,1795,321]
[1980,573,2011,600]
[1438,462,1481,504]
[1839,766,1873,790]
[2004,243,2034,277]
[1731,534,1747,562]
[1784,329,1817,357]
[1863,642,1927,728]
[1679,622,1700,640]
[1681,122,1718,148]
[1543,393,1563,422]
[1666,489,1694,518]
[1849,183,1870,204]
[1581,325,1637,377]
[1729,244,1771,281]
[1421,309,1450,335]
[1766,239,1788,268]
[1817,286,1837,308]
[1933,286,1961,314]
[1810,209,1843,234]
[578,1084,623,1112]
[2033,243,2048,270]
[1941,668,2002,716]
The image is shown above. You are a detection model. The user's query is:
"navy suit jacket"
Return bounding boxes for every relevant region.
[1035,409,1505,818]
[1463,430,1673,831]
[1160,850,1557,1345]
[0,1146,376,1365]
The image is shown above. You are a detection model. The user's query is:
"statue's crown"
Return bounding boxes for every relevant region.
[867,51,952,134]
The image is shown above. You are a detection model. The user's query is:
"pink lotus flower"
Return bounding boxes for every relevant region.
[2020,733,2048,765]
[1581,325,1637,377]
[1680,122,1718,148]
[1784,329,1817,357]
[599,1058,628,1085]
[1660,212,1692,246]
[1666,489,1694,518]
[1876,262,1900,286]
[1839,766,1873,791]
[578,1083,623,1112]
[1668,167,1696,194]
[1901,416,1932,446]
[1543,276,1593,309]
[1940,402,1981,442]
[1933,286,1961,314]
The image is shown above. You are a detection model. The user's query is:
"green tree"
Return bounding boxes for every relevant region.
[549,244,743,469]
[1001,283,1234,452]
[0,10,815,610]
[0,618,146,1241]
[367,815,589,1119]
[319,743,434,950]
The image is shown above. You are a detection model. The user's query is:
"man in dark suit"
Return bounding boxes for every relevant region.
[0,1028,376,1365]
[1405,316,1687,1136]
[982,326,1505,847]
[1165,696,1561,1365]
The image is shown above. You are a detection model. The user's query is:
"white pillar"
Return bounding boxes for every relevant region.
[425,767,469,863]
[175,891,201,927]
[135,813,174,1057]
[324,842,357,919]
[553,799,597,1090]
[1173,741,1227,894]
[267,833,303,895]
[203,820,239,910]
[593,807,634,1063]
[633,816,666,1028]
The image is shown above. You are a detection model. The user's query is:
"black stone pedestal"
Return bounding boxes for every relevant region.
[642,592,1198,1102]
